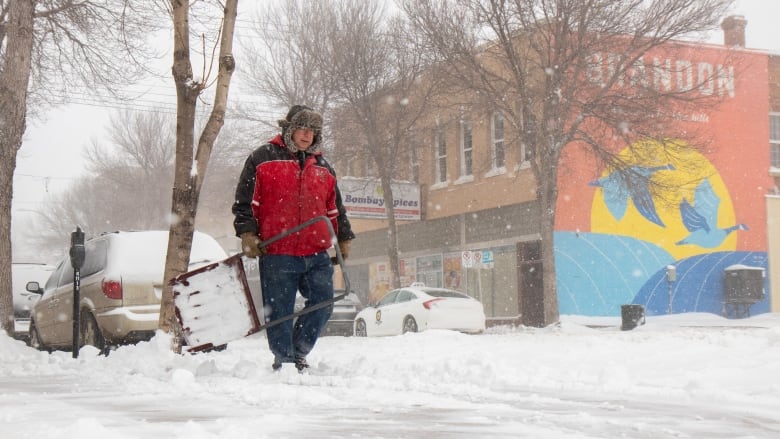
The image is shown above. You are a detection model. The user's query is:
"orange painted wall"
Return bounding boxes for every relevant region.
[555,45,771,252]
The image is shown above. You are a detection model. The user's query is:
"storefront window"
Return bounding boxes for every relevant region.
[416,254,443,287]
[463,245,518,319]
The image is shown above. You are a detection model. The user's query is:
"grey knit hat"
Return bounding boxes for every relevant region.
[278,105,323,153]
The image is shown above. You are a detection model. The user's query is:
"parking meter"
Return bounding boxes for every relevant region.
[666,265,676,314]
[666,265,676,282]
[70,227,85,358]
[70,227,85,270]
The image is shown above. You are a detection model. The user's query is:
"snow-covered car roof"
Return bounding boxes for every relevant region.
[98,230,227,281]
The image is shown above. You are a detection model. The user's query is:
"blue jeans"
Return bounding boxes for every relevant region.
[259,251,334,363]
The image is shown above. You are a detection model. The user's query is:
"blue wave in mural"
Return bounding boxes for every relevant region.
[633,251,769,317]
[555,231,674,315]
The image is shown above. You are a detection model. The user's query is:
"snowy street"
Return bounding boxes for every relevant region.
[3,314,780,438]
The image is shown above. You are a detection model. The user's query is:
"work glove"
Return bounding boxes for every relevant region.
[338,240,351,260]
[331,240,351,265]
[240,232,265,258]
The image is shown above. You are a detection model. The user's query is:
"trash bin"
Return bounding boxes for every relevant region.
[620,304,645,331]
[723,265,765,318]
[723,266,765,303]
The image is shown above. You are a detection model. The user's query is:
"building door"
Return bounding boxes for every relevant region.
[517,240,544,327]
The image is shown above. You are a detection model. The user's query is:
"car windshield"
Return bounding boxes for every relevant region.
[376,290,399,307]
[421,288,471,299]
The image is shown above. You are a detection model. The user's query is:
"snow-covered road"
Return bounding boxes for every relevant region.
[3,314,780,438]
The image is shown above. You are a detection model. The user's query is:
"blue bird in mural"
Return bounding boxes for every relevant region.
[676,179,748,248]
[589,164,675,227]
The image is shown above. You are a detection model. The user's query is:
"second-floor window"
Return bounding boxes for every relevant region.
[460,118,473,176]
[491,112,505,169]
[435,127,447,183]
[771,113,780,169]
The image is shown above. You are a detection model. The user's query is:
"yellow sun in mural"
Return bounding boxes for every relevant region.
[589,140,739,261]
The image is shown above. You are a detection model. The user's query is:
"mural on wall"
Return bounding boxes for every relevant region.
[555,139,770,317]
[555,47,772,317]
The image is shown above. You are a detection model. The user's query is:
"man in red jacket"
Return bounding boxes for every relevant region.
[232,105,354,372]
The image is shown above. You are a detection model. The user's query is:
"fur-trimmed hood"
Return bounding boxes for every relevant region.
[277,105,323,153]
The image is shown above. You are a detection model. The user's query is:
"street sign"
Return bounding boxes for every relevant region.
[461,251,474,268]
[482,250,494,269]
[463,250,494,269]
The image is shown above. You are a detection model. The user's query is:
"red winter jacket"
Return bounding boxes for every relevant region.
[232,135,354,256]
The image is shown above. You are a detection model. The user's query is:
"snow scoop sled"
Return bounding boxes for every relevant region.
[170,216,351,353]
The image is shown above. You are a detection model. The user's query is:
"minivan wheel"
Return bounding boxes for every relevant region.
[402,316,418,334]
[29,323,47,352]
[355,319,368,337]
[80,312,106,353]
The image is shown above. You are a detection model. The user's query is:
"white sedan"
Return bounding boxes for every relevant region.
[354,284,486,337]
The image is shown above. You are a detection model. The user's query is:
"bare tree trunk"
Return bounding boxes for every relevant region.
[158,0,238,351]
[0,0,36,335]
[379,176,402,288]
[538,161,560,326]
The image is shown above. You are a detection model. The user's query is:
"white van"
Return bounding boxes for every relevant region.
[28,231,227,352]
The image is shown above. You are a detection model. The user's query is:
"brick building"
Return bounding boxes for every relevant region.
[331,15,780,325]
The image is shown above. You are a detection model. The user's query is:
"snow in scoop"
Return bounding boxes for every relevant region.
[174,260,259,348]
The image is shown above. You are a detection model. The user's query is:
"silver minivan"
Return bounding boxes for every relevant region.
[28,230,227,352]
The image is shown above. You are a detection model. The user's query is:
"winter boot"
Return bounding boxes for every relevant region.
[294,357,309,373]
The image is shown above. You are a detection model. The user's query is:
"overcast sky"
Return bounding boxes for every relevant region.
[12,0,780,213]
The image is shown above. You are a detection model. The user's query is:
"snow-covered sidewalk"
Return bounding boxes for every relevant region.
[2,313,780,438]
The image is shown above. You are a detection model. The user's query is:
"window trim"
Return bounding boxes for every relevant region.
[434,125,447,184]
[771,112,780,175]
[490,111,506,170]
[408,130,419,183]
[460,117,473,177]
